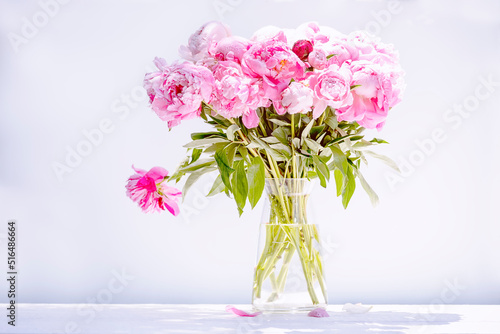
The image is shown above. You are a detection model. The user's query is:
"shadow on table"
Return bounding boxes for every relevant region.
[152,307,462,334]
[230,311,462,334]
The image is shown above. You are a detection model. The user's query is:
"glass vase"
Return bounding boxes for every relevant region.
[252,178,327,312]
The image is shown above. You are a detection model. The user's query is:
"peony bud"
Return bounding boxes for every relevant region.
[292,40,313,61]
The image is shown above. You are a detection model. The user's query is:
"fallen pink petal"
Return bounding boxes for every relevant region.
[342,303,373,313]
[225,305,261,317]
[308,308,330,318]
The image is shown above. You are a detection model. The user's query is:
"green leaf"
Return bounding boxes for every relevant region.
[307,170,318,179]
[310,125,325,139]
[209,114,232,127]
[355,168,379,207]
[247,134,286,162]
[214,149,234,192]
[238,146,250,163]
[334,169,343,197]
[231,160,248,215]
[350,84,361,90]
[313,155,330,181]
[342,166,356,209]
[304,138,323,155]
[352,139,376,150]
[326,53,337,60]
[179,159,215,173]
[226,124,240,141]
[203,142,229,154]
[225,143,238,167]
[370,138,389,144]
[184,137,229,148]
[326,134,359,146]
[272,127,289,145]
[324,115,338,131]
[182,167,217,201]
[207,174,225,197]
[316,165,327,187]
[301,118,315,144]
[329,146,348,176]
[191,132,225,140]
[270,143,292,158]
[364,150,400,172]
[247,157,265,208]
[261,136,281,144]
[168,156,190,182]
[316,132,327,145]
[349,135,364,142]
[269,118,291,127]
[190,148,202,164]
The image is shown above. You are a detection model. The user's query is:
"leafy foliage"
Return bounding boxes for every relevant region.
[169,104,397,214]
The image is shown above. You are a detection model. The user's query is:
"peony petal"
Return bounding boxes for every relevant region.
[162,197,180,216]
[313,99,327,119]
[342,303,373,314]
[242,109,260,128]
[273,100,286,115]
[131,165,147,176]
[146,167,169,182]
[225,305,261,317]
[308,308,330,318]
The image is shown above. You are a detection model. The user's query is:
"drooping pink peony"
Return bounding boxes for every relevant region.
[144,60,215,128]
[336,60,403,130]
[308,63,353,119]
[273,81,314,115]
[179,21,231,62]
[241,31,306,101]
[126,166,181,215]
[210,61,268,128]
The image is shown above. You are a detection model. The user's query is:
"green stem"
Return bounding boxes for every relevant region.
[253,180,327,308]
[318,110,326,126]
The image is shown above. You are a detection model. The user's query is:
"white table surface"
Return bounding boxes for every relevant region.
[0,304,499,334]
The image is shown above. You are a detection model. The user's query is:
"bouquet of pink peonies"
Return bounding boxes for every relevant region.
[126,21,404,311]
[126,21,404,216]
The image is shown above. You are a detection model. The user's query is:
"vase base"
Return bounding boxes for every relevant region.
[252,303,327,313]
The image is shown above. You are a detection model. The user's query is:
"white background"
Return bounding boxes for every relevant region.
[0,0,499,306]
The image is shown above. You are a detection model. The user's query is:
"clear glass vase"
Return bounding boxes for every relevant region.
[252,178,327,312]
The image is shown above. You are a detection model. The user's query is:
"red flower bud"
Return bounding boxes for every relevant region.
[292,40,314,61]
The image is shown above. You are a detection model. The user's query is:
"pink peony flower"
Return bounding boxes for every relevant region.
[210,36,252,63]
[292,40,314,62]
[241,31,306,100]
[346,31,376,56]
[250,25,282,42]
[336,60,403,130]
[308,63,353,119]
[343,31,400,68]
[144,58,170,102]
[273,81,314,115]
[179,21,231,62]
[126,166,181,215]
[307,48,328,70]
[211,61,268,128]
[359,41,400,68]
[144,60,215,128]
[307,37,358,70]
[295,22,343,44]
